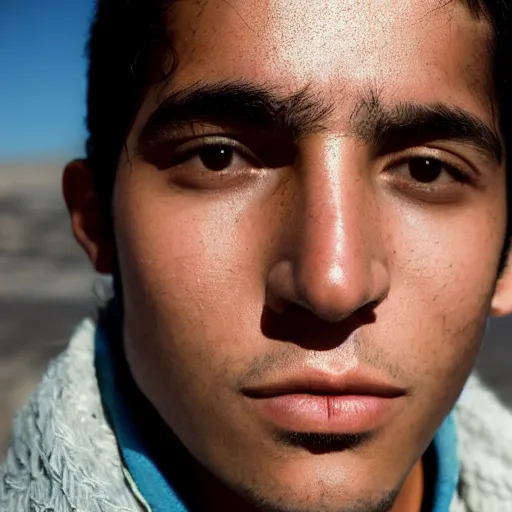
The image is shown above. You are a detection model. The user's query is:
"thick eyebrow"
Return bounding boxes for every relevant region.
[351,98,503,164]
[138,81,503,165]
[137,81,334,150]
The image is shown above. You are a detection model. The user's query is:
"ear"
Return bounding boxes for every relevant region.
[491,253,512,317]
[62,159,115,274]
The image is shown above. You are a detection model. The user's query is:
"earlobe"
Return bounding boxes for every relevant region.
[491,256,512,317]
[62,159,115,274]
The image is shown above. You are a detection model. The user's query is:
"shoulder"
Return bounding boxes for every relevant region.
[453,373,512,511]
[0,319,144,512]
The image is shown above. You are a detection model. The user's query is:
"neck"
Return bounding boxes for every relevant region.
[391,459,424,512]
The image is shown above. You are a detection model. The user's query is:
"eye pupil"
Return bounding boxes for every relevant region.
[199,145,234,171]
[408,157,443,183]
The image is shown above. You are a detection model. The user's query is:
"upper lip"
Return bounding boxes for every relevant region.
[241,369,406,399]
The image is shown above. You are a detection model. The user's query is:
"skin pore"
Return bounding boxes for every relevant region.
[64,0,512,511]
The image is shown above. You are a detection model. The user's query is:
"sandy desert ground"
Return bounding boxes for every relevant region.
[1,163,512,456]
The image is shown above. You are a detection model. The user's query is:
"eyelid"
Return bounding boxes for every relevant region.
[384,147,476,183]
[170,135,264,168]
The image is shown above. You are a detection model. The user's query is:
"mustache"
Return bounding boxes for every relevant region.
[237,330,407,389]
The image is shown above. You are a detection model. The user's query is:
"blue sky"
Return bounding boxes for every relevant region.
[0,0,94,162]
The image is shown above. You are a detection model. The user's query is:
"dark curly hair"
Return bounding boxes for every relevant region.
[85,0,512,266]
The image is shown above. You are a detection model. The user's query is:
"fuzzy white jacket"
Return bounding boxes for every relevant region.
[1,319,512,511]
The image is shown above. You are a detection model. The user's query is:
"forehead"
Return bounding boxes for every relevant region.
[152,0,494,121]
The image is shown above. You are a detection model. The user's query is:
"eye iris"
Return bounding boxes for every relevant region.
[199,145,234,171]
[408,157,443,183]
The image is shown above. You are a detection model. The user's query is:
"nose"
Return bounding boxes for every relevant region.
[266,138,390,323]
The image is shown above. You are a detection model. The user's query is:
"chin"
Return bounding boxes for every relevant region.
[235,479,400,512]
[215,450,403,512]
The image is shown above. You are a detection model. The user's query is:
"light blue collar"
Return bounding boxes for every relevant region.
[95,323,459,512]
[431,414,459,511]
[95,324,188,512]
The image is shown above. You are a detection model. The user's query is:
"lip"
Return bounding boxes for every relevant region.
[242,369,406,434]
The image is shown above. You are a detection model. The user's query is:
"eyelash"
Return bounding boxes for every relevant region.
[388,152,474,185]
[159,134,476,190]
[400,156,465,176]
[170,137,262,168]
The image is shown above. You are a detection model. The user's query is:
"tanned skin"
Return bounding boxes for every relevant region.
[64,1,512,511]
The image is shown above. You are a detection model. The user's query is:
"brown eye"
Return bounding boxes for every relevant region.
[385,153,473,204]
[199,145,234,171]
[408,157,444,183]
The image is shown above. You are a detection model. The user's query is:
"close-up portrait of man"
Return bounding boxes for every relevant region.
[2,0,512,511]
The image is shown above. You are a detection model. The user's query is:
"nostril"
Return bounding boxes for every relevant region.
[357,300,379,324]
[260,301,346,350]
[260,300,378,351]
[295,277,373,323]
[295,257,390,323]
[265,287,287,316]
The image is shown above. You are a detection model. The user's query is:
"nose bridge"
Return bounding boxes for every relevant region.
[295,137,387,319]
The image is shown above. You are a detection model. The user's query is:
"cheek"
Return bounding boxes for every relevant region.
[383,199,503,395]
[111,169,291,467]
[111,169,281,395]
[116,195,252,341]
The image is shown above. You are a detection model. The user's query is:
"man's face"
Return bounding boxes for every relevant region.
[112,0,506,510]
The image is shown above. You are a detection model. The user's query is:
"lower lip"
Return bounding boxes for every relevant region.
[251,394,401,433]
